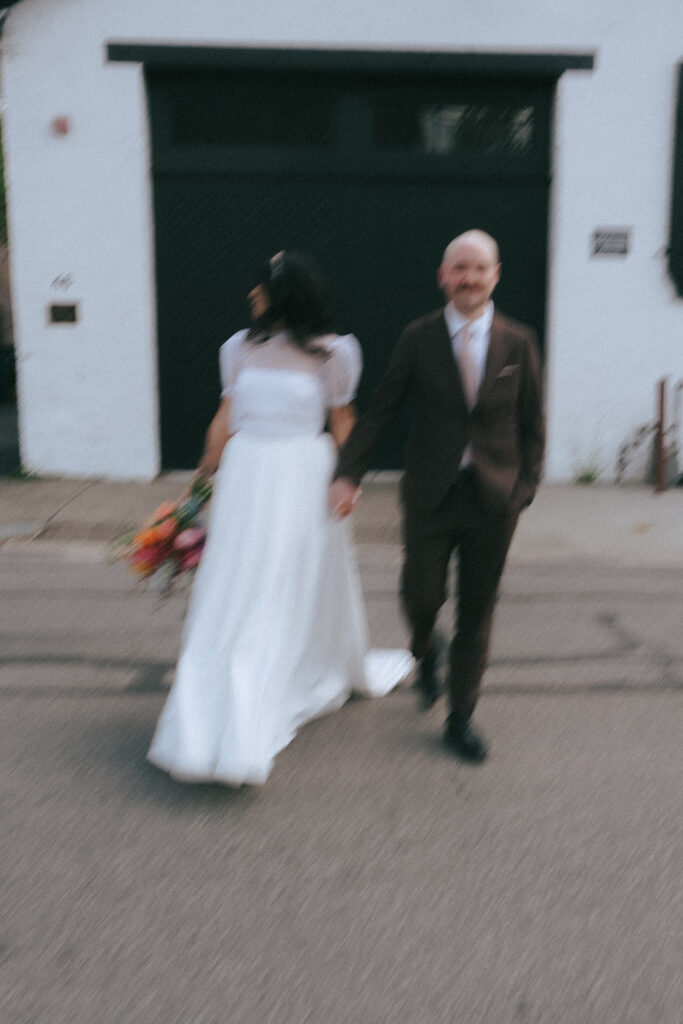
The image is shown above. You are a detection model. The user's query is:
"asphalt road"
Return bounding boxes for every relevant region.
[1,532,682,1024]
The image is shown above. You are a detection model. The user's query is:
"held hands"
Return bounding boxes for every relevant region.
[330,477,362,519]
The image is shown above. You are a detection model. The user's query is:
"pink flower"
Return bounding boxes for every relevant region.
[179,546,204,570]
[173,527,205,551]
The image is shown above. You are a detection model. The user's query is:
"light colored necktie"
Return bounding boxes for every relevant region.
[457,323,479,408]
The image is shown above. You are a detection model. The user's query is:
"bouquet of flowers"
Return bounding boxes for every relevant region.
[109,476,213,595]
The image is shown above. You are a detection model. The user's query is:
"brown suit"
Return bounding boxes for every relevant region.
[336,306,545,715]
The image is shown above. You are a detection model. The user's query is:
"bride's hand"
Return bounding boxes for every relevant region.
[329,478,361,518]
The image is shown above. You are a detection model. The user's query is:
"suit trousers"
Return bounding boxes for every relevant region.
[400,468,518,717]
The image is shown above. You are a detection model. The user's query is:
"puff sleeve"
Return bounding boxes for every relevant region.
[321,334,363,407]
[219,329,249,397]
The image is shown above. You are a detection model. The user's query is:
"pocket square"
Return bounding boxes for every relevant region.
[496,364,519,379]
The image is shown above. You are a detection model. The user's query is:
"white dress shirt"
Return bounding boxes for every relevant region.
[444,301,494,468]
[444,301,494,400]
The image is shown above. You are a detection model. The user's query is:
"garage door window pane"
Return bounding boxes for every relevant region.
[169,76,335,147]
[375,99,536,156]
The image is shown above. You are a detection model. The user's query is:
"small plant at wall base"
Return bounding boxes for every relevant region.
[574,464,600,485]
[571,445,603,485]
[9,465,41,481]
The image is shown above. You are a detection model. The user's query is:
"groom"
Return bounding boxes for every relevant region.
[331,230,545,762]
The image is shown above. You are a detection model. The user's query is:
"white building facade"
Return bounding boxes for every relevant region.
[2,0,682,481]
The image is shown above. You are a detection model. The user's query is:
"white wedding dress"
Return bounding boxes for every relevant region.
[147,329,413,786]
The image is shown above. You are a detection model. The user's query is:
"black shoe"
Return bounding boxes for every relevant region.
[414,633,444,711]
[443,715,488,763]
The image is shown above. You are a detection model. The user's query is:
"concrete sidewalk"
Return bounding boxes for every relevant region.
[1,473,682,568]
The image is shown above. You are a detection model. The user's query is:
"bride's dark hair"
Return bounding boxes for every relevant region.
[247,250,334,350]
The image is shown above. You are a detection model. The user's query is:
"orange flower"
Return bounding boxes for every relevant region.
[134,523,174,546]
[133,527,155,547]
[155,518,178,542]
[128,560,156,577]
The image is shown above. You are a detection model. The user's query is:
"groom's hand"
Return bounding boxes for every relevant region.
[330,478,361,518]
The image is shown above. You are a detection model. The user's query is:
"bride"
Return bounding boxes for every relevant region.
[148,251,412,786]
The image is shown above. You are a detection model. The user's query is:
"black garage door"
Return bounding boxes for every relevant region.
[147,62,554,469]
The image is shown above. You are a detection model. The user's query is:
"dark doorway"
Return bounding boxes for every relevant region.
[147,63,554,469]
[0,340,19,476]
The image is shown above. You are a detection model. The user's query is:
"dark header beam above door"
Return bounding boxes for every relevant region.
[107,44,594,79]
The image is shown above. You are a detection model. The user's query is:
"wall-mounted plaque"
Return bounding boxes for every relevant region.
[49,303,78,324]
[591,229,630,257]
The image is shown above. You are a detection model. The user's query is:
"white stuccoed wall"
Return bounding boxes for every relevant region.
[2,0,158,477]
[2,0,682,479]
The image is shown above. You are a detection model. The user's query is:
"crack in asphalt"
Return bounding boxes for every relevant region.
[2,608,681,698]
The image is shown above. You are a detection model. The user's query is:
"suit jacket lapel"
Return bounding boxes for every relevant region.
[434,310,470,408]
[476,314,511,406]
